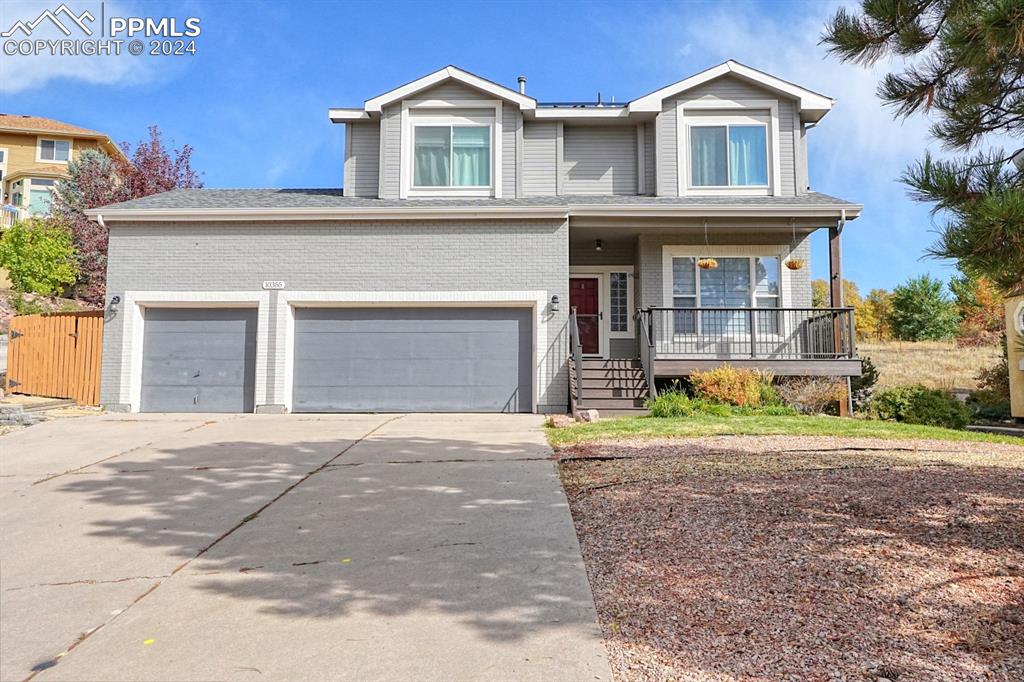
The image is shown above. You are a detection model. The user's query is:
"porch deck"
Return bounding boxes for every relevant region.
[638,307,861,379]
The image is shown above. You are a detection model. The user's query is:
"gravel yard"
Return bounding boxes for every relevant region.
[557,435,1024,681]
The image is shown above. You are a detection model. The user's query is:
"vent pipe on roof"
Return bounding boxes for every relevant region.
[517,76,526,94]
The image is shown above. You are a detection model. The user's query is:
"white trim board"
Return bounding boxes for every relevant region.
[117,291,271,413]
[569,265,636,359]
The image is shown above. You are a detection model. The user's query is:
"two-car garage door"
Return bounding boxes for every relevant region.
[139,306,533,413]
[292,307,533,413]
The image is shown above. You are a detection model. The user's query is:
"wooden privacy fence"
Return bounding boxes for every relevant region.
[5,311,104,406]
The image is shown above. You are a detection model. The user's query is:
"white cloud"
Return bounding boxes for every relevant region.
[0,0,168,93]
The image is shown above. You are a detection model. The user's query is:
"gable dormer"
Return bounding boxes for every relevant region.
[630,61,833,198]
[331,66,536,199]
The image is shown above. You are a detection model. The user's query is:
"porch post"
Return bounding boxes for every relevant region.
[829,223,851,416]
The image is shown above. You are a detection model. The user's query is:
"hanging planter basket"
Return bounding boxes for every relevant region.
[785,258,806,271]
[697,257,719,270]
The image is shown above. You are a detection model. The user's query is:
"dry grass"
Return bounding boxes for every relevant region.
[559,436,1024,681]
[860,340,1002,390]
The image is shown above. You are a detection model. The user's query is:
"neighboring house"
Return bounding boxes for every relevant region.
[0,114,123,224]
[1008,296,1024,419]
[87,61,862,416]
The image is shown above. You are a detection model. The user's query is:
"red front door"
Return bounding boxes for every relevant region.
[570,277,600,355]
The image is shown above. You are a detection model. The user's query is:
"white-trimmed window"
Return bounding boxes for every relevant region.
[38,138,71,163]
[689,124,768,187]
[401,101,502,198]
[609,272,629,333]
[0,148,7,192]
[669,254,781,334]
[676,99,781,197]
[413,124,491,188]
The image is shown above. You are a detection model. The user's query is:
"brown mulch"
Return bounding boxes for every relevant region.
[559,436,1024,681]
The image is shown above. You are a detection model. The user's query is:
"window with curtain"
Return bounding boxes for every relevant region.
[689,124,767,187]
[671,255,781,334]
[413,125,491,188]
[39,139,70,162]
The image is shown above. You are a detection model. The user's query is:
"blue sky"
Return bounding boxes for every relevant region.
[1,0,957,291]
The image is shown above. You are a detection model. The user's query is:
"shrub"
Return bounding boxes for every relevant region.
[689,364,766,407]
[0,219,79,296]
[646,390,796,418]
[850,356,879,412]
[889,275,960,341]
[968,352,1011,421]
[8,293,47,316]
[869,385,971,430]
[776,377,846,414]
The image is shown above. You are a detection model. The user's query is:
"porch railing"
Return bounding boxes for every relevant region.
[643,307,856,360]
[568,306,584,411]
[635,309,657,400]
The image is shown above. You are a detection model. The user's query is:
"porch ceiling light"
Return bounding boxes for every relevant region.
[595,239,603,251]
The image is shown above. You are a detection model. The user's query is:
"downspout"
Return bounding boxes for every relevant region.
[96,213,106,229]
[837,208,846,234]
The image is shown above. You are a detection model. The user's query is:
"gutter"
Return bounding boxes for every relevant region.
[86,202,863,223]
[83,206,572,222]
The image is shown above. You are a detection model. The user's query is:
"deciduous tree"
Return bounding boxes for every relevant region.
[51,126,202,303]
[889,274,960,341]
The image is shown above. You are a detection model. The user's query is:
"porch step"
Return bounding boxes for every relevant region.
[580,358,642,370]
[579,377,647,389]
[577,386,648,399]
[578,396,648,410]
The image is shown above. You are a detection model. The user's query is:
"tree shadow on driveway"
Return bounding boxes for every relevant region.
[50,431,595,645]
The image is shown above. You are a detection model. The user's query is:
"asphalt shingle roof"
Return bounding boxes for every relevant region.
[97,189,860,211]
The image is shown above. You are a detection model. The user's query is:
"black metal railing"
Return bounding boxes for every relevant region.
[646,307,856,360]
[568,306,584,408]
[635,309,657,400]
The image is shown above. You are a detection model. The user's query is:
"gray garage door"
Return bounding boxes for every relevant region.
[292,307,532,413]
[141,308,258,413]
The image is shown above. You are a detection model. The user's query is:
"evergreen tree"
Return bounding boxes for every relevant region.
[822,0,1024,295]
[889,275,961,341]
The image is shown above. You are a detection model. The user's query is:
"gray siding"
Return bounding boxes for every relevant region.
[102,219,569,412]
[522,121,557,196]
[643,122,655,195]
[658,74,800,196]
[562,125,637,195]
[635,231,812,309]
[376,80,520,199]
[379,104,401,198]
[343,122,380,198]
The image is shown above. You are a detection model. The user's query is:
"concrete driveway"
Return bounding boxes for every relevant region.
[0,413,610,681]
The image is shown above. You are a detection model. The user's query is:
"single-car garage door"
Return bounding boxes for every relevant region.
[141,308,258,412]
[292,307,533,413]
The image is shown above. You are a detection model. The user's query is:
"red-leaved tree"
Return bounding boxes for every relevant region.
[52,126,202,304]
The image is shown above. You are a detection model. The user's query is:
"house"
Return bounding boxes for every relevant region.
[86,61,862,415]
[0,114,123,224]
[1008,297,1024,419]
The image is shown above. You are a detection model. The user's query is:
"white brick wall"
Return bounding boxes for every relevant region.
[102,219,570,412]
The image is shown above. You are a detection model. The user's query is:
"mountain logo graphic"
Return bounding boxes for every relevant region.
[2,3,95,38]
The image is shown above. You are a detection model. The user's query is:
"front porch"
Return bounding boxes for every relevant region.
[566,214,860,415]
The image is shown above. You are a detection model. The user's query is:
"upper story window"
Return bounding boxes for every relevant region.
[413,125,491,188]
[38,138,71,163]
[401,104,501,199]
[690,124,768,187]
